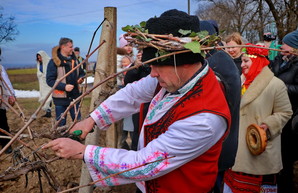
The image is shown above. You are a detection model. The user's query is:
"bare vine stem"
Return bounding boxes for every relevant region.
[0,41,105,156]
[3,41,295,156]
[52,40,106,128]
[0,76,33,138]
[60,43,297,134]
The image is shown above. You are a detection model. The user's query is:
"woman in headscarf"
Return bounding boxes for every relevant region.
[36,50,52,117]
[223,44,292,193]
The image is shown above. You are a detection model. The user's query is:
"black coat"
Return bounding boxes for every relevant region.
[124,64,151,85]
[270,55,298,193]
[124,63,151,151]
[207,50,241,171]
[233,55,242,75]
[270,54,298,112]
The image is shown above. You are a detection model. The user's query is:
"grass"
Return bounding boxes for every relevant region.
[7,68,39,90]
[7,68,37,75]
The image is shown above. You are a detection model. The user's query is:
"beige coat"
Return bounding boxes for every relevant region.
[232,66,292,175]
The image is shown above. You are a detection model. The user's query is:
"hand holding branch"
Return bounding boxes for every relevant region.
[43,138,86,160]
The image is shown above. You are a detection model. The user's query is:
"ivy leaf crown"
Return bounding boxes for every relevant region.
[122,21,221,58]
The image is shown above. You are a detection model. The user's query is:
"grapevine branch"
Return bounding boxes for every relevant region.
[0,41,106,156]
[0,76,33,138]
[1,25,297,192]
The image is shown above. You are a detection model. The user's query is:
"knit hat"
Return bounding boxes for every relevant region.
[283,30,298,49]
[206,20,219,35]
[200,20,217,35]
[119,34,128,48]
[74,47,80,52]
[141,9,204,66]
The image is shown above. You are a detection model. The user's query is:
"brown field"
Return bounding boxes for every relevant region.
[0,71,136,193]
[7,68,39,90]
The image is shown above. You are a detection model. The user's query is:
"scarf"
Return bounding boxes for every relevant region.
[241,48,269,95]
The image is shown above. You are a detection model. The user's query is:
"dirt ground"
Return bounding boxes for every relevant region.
[0,97,136,193]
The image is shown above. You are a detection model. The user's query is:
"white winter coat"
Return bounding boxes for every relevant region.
[36,50,52,111]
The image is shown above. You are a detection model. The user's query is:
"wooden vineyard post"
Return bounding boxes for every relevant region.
[79,7,117,193]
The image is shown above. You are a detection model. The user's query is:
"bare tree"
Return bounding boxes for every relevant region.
[0,7,18,44]
[195,0,265,41]
[195,0,297,43]
[264,0,298,43]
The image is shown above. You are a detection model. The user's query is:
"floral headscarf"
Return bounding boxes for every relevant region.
[241,43,270,95]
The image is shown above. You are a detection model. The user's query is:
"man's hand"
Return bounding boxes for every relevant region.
[8,96,16,106]
[43,138,86,159]
[69,117,95,139]
[65,84,74,92]
[77,78,84,84]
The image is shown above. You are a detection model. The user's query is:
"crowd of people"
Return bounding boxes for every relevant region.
[1,8,298,193]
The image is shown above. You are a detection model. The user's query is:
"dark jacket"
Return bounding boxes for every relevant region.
[270,54,298,112]
[124,63,151,151]
[207,50,241,171]
[233,55,242,75]
[292,109,298,133]
[124,64,151,85]
[46,46,85,106]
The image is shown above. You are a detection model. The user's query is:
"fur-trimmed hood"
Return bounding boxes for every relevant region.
[51,46,77,67]
[52,46,61,66]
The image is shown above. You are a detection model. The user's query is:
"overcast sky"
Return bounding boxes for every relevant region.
[0,0,200,68]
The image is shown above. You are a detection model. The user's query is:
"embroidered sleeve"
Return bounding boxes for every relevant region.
[84,146,170,187]
[90,76,157,129]
[84,113,226,186]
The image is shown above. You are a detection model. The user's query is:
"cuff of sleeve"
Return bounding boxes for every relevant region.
[90,111,110,130]
[90,112,100,127]
[84,145,95,164]
[84,145,101,186]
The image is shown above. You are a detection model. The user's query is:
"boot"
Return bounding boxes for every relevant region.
[42,111,51,118]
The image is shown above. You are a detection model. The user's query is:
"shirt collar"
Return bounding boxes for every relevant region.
[170,61,208,95]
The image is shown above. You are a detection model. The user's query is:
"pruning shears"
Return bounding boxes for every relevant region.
[68,128,94,142]
[67,130,83,142]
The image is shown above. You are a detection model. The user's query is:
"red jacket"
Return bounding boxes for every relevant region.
[144,68,231,193]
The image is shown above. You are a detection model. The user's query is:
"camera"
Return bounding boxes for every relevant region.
[263,33,276,41]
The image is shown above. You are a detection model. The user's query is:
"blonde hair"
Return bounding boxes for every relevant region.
[224,32,243,45]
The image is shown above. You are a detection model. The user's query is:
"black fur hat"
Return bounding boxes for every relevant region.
[141,9,205,66]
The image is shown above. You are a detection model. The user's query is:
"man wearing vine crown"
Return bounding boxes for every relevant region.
[44,9,231,193]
